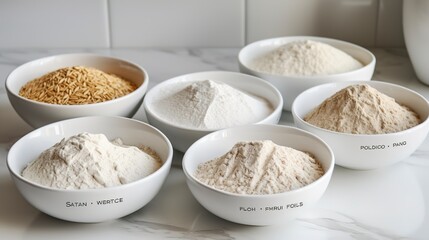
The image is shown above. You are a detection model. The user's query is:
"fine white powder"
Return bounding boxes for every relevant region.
[22,133,162,190]
[152,80,273,129]
[250,40,364,76]
[194,140,324,195]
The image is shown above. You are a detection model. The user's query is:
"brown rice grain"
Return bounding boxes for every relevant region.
[19,66,138,105]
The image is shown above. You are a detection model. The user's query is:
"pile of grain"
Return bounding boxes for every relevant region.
[19,66,137,105]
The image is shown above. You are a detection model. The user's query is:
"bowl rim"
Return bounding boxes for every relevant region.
[291,80,429,137]
[182,124,335,198]
[238,35,376,80]
[6,116,173,193]
[5,53,149,108]
[143,70,283,132]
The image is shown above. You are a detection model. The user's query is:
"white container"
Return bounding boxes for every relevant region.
[403,0,429,85]
[292,81,429,170]
[6,53,149,128]
[239,36,376,111]
[7,116,173,223]
[143,71,283,152]
[182,125,334,225]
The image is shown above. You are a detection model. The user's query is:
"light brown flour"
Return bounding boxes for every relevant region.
[304,84,420,134]
[194,140,324,195]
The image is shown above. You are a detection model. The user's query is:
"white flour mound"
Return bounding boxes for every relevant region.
[152,80,273,129]
[250,40,363,76]
[195,140,324,195]
[22,133,161,190]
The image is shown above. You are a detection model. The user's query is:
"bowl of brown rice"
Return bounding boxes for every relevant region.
[5,53,149,128]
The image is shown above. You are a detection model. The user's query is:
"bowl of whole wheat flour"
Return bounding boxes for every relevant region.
[182,124,334,225]
[292,81,429,170]
[7,116,173,223]
[239,36,376,111]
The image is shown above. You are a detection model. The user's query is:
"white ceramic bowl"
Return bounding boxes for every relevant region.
[239,36,376,111]
[182,124,334,226]
[6,53,149,128]
[403,0,429,85]
[7,116,173,223]
[143,71,283,152]
[292,81,429,170]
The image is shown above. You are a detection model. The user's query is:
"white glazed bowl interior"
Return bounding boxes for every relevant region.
[143,71,283,152]
[6,53,149,128]
[7,116,173,223]
[182,124,334,226]
[292,80,429,170]
[239,36,376,111]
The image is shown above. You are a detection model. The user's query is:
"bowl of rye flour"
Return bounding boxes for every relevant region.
[239,36,376,111]
[182,124,334,226]
[292,81,429,170]
[143,71,283,152]
[7,116,173,223]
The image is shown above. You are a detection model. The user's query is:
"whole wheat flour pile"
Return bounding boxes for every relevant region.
[194,140,324,195]
[250,40,363,76]
[304,84,420,134]
[22,133,161,190]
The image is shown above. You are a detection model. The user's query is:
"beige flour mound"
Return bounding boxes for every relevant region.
[194,140,324,195]
[250,40,363,76]
[22,133,162,190]
[304,84,420,134]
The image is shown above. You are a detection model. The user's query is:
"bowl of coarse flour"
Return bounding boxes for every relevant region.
[7,116,173,223]
[143,71,283,152]
[292,81,429,170]
[239,36,376,111]
[182,124,335,226]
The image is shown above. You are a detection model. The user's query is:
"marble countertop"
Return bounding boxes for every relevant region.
[1,48,428,240]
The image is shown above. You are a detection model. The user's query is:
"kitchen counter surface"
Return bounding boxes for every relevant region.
[1,48,428,240]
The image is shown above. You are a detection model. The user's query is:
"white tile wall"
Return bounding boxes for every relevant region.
[0,0,405,49]
[109,0,244,47]
[0,0,109,48]
[246,0,379,47]
[376,0,405,47]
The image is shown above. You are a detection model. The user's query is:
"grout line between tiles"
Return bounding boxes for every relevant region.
[243,0,248,46]
[106,0,112,48]
[374,0,381,47]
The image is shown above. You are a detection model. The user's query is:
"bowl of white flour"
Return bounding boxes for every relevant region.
[182,124,335,226]
[239,36,376,111]
[7,116,173,223]
[143,71,283,152]
[292,80,429,170]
